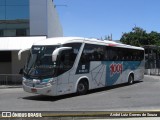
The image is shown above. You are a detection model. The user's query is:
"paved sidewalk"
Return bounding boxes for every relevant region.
[0,85,22,89]
[145,75,160,80]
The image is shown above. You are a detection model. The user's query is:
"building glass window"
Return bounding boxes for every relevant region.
[0,6,5,20]
[0,51,11,62]
[6,5,29,20]
[0,0,29,37]
[6,0,29,6]
[0,30,4,36]
[16,29,27,36]
[0,0,5,6]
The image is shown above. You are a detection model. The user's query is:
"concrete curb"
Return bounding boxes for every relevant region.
[144,75,160,80]
[0,85,22,89]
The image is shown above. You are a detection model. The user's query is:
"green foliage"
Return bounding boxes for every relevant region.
[120,27,160,46]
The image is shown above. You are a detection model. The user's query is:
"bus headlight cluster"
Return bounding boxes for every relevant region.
[22,77,27,82]
[48,78,56,85]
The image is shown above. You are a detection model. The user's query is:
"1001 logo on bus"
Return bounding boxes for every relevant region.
[110,63,123,76]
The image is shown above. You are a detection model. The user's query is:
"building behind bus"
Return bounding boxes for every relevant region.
[0,0,63,85]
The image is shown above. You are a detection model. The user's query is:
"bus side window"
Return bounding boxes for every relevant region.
[80,53,88,64]
[80,44,105,63]
[57,49,76,75]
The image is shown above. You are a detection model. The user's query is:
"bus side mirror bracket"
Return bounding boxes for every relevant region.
[19,68,24,75]
[18,48,30,60]
[52,47,72,62]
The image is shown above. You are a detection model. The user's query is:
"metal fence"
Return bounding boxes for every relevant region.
[145,69,160,76]
[145,59,160,75]
[0,74,22,85]
[144,45,160,76]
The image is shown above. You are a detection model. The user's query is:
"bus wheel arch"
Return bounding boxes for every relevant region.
[76,77,89,95]
[128,72,134,85]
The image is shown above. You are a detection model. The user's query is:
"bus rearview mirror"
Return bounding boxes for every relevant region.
[18,48,30,60]
[52,47,72,62]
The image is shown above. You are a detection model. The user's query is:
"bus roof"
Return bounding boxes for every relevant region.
[33,37,144,50]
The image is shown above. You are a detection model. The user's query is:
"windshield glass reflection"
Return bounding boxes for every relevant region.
[24,45,59,79]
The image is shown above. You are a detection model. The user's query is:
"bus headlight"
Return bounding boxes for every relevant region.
[22,77,27,82]
[48,79,56,85]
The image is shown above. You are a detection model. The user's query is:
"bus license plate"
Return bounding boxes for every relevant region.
[31,88,37,93]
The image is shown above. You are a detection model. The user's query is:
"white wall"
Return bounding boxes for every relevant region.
[29,0,47,36]
[47,0,63,37]
[0,62,11,74]
[29,0,63,37]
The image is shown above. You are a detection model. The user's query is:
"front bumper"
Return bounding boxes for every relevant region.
[23,82,56,96]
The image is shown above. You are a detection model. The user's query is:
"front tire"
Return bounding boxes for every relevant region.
[128,74,134,85]
[77,81,88,95]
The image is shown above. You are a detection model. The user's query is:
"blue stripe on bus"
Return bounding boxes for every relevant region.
[102,61,142,86]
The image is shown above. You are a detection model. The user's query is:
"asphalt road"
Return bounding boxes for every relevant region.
[0,75,160,111]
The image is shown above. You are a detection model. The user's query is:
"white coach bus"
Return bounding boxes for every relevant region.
[18,37,144,96]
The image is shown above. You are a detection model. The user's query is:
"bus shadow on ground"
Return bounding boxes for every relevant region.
[22,81,142,102]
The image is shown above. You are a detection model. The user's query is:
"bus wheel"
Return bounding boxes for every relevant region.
[77,80,88,95]
[128,74,134,85]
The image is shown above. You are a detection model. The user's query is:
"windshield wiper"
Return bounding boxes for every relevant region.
[26,55,39,76]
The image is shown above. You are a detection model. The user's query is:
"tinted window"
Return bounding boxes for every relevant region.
[0,30,3,36]
[80,44,144,62]
[62,43,82,54]
[0,6,5,20]
[56,43,82,75]
[107,47,144,61]
[0,0,29,37]
[0,0,5,6]
[16,29,27,36]
[6,0,29,6]
[80,44,105,64]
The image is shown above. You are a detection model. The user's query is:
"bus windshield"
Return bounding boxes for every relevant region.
[24,45,59,79]
[24,43,82,79]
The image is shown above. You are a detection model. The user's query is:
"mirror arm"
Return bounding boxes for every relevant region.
[52,47,72,62]
[18,48,30,60]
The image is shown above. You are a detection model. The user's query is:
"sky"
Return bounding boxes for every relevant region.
[54,0,160,40]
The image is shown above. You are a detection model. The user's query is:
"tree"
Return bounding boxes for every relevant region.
[148,31,160,46]
[120,27,160,46]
